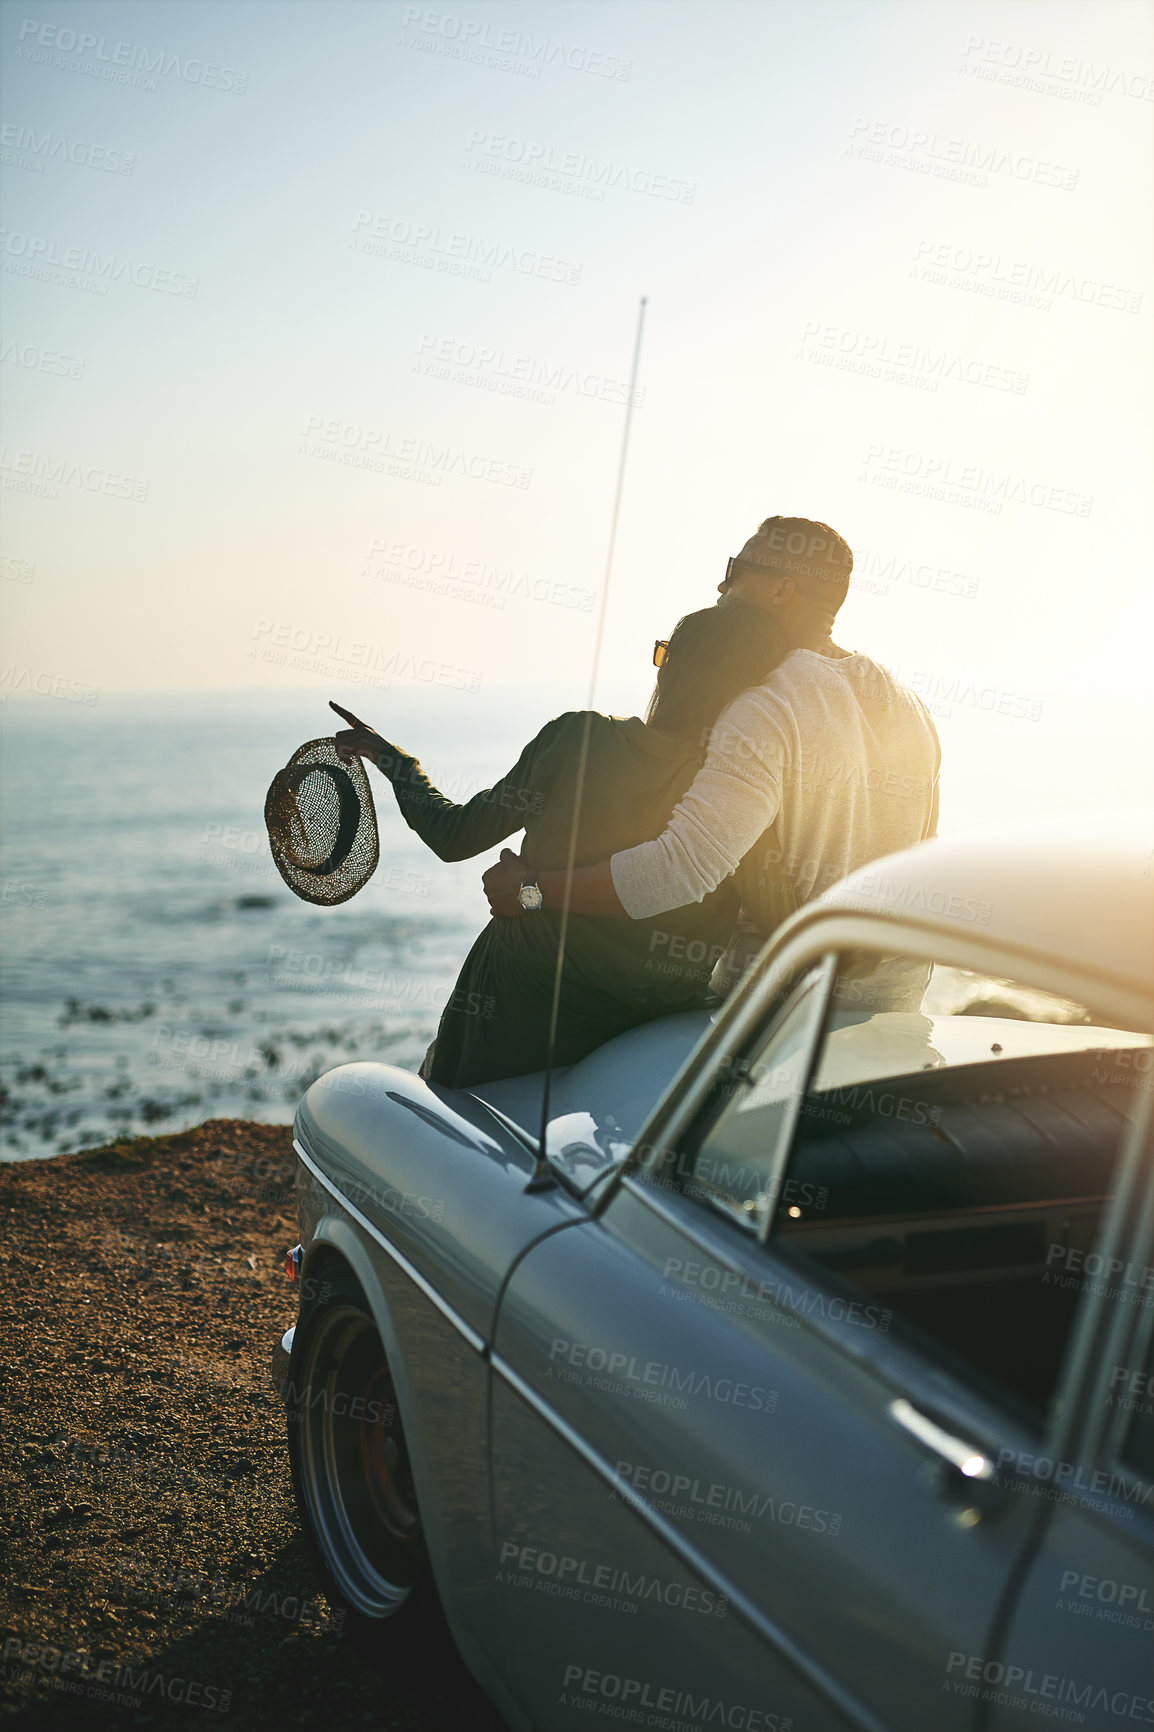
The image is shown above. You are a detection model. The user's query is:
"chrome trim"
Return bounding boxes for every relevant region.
[762,960,837,1242]
[604,954,836,1214]
[889,1399,993,1479]
[292,1137,486,1354]
[270,1326,294,1400]
[490,1351,882,1732]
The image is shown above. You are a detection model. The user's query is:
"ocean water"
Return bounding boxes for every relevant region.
[3,683,1146,1162]
[0,687,560,1162]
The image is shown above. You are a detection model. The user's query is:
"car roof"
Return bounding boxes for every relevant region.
[813,808,1154,1001]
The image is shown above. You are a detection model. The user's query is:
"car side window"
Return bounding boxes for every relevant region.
[768,950,1151,1425]
[676,965,830,1234]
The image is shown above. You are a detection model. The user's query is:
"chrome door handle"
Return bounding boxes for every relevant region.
[889,1398,994,1481]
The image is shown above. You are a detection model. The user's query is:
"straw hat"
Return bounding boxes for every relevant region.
[264,737,379,905]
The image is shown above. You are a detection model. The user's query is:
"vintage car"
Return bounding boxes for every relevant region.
[272,813,1153,1732]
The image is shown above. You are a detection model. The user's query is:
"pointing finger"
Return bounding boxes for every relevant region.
[329,700,369,730]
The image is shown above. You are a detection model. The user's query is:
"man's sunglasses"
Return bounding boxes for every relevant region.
[725,553,778,586]
[653,553,751,667]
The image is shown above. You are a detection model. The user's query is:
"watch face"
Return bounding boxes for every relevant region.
[518,883,543,910]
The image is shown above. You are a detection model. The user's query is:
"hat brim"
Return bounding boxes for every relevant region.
[265,738,379,906]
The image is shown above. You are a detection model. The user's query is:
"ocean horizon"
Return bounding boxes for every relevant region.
[2,682,1147,1162]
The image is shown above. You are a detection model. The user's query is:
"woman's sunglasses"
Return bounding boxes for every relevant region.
[652,639,669,668]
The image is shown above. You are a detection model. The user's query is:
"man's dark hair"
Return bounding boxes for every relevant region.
[646,598,787,741]
[734,516,853,608]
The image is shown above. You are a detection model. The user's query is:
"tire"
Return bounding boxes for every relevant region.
[286,1263,435,1640]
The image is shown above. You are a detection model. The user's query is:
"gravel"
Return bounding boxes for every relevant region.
[0,1119,508,1730]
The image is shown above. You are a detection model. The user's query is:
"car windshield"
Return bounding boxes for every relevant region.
[811,961,1147,1101]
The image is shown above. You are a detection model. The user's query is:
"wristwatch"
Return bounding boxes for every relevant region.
[517,881,544,912]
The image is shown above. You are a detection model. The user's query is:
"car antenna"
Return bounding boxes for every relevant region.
[526,296,648,1192]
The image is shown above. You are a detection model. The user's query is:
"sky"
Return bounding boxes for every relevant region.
[2,0,1152,826]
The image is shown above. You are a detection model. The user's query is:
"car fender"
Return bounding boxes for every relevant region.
[290,1198,534,1731]
[292,1207,444,1552]
[294,1061,588,1342]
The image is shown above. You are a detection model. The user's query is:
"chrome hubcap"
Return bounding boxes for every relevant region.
[298,1305,422,1617]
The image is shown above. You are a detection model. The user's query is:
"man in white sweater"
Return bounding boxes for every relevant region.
[483,515,940,983]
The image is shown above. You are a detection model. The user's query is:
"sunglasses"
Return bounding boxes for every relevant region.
[725,554,779,586]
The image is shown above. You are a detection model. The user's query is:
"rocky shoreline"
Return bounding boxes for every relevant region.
[0,1120,505,1730]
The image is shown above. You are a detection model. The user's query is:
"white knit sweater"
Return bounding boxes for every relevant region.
[610,649,941,918]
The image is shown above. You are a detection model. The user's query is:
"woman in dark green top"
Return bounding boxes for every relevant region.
[333,599,786,1088]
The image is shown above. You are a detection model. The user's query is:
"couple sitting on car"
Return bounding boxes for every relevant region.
[333,516,940,1090]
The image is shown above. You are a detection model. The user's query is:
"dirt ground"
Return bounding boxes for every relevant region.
[0,1119,509,1730]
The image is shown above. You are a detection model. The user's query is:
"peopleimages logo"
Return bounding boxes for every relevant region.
[661,1256,892,1332]
[0,666,99,705]
[912,239,1142,315]
[796,321,1028,396]
[0,446,148,502]
[547,1337,778,1413]
[464,130,696,202]
[959,36,1153,104]
[0,1634,230,1711]
[611,1459,844,1537]
[847,116,1079,189]
[399,6,633,80]
[0,123,135,174]
[414,333,645,408]
[1,339,85,379]
[300,413,533,490]
[1056,1569,1152,1626]
[14,17,248,92]
[558,1664,793,1730]
[861,444,1092,517]
[945,1651,1154,1723]
[498,1541,727,1616]
[0,230,198,297]
[350,210,583,287]
[364,538,596,614]
[1043,1241,1154,1306]
[995,1448,1152,1511]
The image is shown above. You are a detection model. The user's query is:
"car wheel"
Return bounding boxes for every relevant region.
[286,1265,434,1635]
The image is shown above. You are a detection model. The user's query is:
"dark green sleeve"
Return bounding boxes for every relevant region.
[374,716,568,863]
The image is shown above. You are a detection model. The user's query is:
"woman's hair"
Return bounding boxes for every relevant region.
[645,598,787,744]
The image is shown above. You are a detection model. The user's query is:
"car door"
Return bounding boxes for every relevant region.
[488,964,863,1732]
[983,1113,1153,1732]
